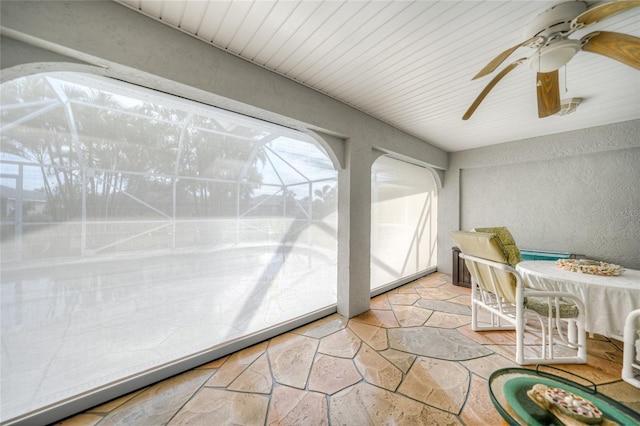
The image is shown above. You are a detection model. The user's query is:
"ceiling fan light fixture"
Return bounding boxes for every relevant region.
[528,39,582,72]
[557,97,583,116]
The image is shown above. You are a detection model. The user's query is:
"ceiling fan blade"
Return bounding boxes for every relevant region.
[573,0,640,28]
[472,36,541,80]
[463,59,525,120]
[536,70,561,118]
[581,31,640,70]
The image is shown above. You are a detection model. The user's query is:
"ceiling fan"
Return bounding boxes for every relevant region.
[462,0,640,120]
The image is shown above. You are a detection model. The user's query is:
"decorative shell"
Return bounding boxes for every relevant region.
[543,386,603,424]
[556,259,624,276]
[527,383,604,425]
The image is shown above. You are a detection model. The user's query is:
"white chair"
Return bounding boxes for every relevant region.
[451,231,587,365]
[622,309,640,388]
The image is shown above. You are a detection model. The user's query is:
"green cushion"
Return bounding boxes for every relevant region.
[524,297,579,319]
[472,227,522,267]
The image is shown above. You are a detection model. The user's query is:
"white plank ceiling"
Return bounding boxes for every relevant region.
[113,0,640,152]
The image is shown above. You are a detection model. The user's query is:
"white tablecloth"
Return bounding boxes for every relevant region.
[516,261,640,339]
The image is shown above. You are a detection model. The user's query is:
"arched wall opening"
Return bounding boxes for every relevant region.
[370,155,438,294]
[0,70,339,424]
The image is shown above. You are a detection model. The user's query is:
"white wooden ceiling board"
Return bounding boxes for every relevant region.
[329,2,468,102]
[250,1,322,67]
[118,0,139,9]
[176,1,209,34]
[111,0,640,152]
[262,1,346,71]
[239,1,299,60]
[316,2,446,94]
[212,1,253,49]
[139,0,163,17]
[195,1,232,42]
[317,2,442,92]
[225,1,278,55]
[300,3,424,84]
[289,1,412,83]
[282,1,375,79]
[157,1,185,27]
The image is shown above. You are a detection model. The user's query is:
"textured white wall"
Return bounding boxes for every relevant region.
[439,120,640,271]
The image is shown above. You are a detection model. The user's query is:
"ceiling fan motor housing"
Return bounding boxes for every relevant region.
[523,1,587,40]
[524,1,588,72]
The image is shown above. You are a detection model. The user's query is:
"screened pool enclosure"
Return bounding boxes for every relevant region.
[0,72,338,423]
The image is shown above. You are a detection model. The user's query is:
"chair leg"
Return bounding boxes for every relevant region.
[567,319,577,345]
[516,303,525,365]
[471,299,479,331]
[471,282,481,331]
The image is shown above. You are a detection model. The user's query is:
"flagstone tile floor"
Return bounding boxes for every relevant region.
[57,272,640,425]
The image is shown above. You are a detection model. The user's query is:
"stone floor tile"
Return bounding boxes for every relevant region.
[607,337,623,349]
[293,313,347,339]
[392,305,433,327]
[318,328,361,358]
[458,324,541,346]
[351,309,400,328]
[308,354,361,395]
[598,381,640,412]
[388,293,421,305]
[457,325,517,345]
[398,357,469,413]
[379,348,417,373]
[419,273,450,284]
[348,321,389,351]
[55,413,103,426]
[266,386,328,426]
[415,299,472,315]
[398,285,421,293]
[460,353,519,380]
[100,369,213,425]
[88,389,144,414]
[196,355,228,370]
[586,338,624,363]
[416,277,449,288]
[545,355,626,385]
[416,287,465,301]
[168,388,268,426]
[354,343,402,391]
[444,285,472,295]
[389,327,492,360]
[484,344,546,365]
[370,294,391,310]
[590,333,618,342]
[227,353,272,394]
[425,311,471,329]
[330,382,462,426]
[459,374,504,426]
[448,295,472,306]
[206,341,268,387]
[268,333,318,389]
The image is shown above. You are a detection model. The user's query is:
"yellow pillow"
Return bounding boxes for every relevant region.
[472,227,522,267]
[451,231,517,303]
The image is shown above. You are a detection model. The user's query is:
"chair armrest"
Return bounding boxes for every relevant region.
[459,253,522,286]
[459,253,585,313]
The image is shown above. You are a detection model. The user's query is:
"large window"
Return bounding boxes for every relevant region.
[371,156,436,291]
[0,72,338,423]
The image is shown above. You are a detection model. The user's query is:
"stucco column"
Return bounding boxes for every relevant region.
[437,166,461,275]
[337,138,372,318]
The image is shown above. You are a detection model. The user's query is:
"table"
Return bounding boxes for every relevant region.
[516,261,640,339]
